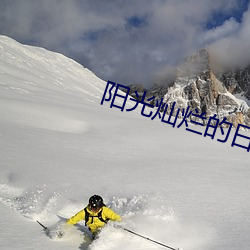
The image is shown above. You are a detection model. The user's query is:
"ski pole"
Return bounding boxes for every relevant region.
[37,220,48,231]
[122,227,180,250]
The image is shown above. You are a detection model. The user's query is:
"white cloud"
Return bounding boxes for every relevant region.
[209,5,250,69]
[0,0,249,86]
[200,18,240,45]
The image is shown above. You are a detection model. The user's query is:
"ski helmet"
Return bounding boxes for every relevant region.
[89,195,104,210]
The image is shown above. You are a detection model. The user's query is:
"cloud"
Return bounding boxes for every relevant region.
[0,0,249,87]
[200,18,240,45]
[209,4,250,69]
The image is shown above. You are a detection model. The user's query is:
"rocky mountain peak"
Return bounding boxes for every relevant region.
[124,48,250,128]
[217,66,250,100]
[164,49,250,127]
[177,48,210,78]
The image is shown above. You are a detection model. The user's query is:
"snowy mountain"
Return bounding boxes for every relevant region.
[218,65,250,100]
[165,49,250,127]
[0,36,250,250]
[129,49,250,128]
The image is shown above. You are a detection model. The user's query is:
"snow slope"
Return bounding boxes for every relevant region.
[0,35,250,250]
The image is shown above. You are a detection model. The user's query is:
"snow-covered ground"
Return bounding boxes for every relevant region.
[0,36,249,250]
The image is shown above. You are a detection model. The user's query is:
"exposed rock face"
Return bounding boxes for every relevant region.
[163,49,250,127]
[218,66,250,99]
[127,83,146,95]
[127,49,250,128]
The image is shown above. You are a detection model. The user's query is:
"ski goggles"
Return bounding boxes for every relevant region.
[89,205,101,212]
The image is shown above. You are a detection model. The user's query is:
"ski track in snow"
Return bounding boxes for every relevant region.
[0,179,211,250]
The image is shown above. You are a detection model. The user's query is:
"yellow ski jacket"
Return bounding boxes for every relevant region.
[67,206,121,233]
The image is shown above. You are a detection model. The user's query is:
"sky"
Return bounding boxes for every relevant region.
[0,0,249,87]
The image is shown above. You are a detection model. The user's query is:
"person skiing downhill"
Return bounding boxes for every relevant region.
[67,195,121,239]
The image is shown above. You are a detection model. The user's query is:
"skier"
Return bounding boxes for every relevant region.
[66,194,121,239]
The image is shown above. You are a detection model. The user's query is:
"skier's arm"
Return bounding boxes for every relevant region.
[104,207,122,222]
[67,209,85,225]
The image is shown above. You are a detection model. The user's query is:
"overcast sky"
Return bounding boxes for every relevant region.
[0,0,249,87]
